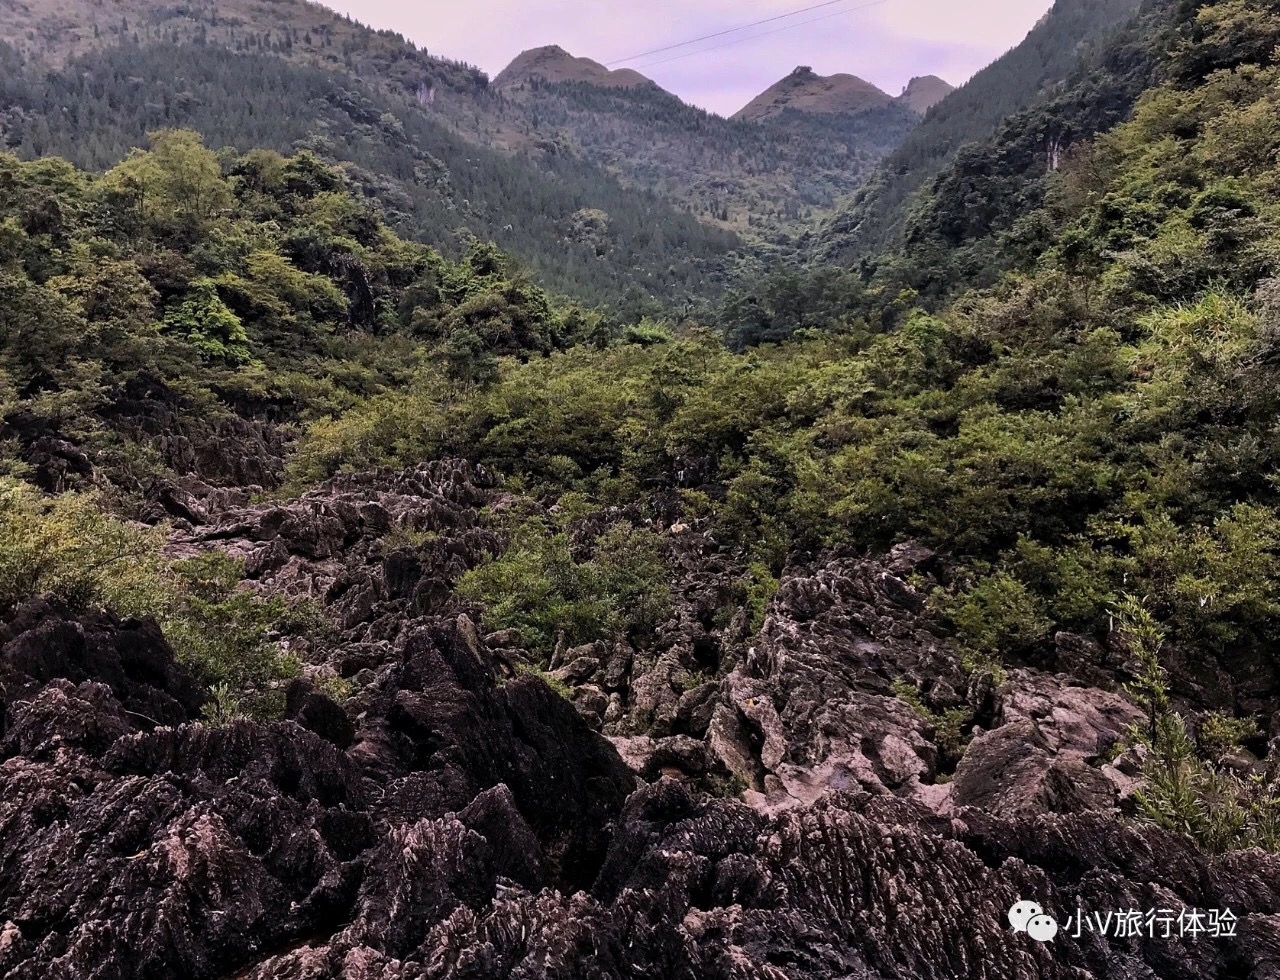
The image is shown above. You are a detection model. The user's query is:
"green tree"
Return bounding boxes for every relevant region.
[103,129,232,235]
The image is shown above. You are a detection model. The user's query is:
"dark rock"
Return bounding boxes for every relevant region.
[0,600,205,728]
[550,655,600,687]
[285,679,356,749]
[382,548,423,599]
[674,680,720,738]
[952,720,1117,816]
[0,409,93,492]
[886,540,939,576]
[5,475,1279,978]
[602,641,634,690]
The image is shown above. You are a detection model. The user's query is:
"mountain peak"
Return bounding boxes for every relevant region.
[733,67,893,122]
[898,75,955,114]
[494,45,655,90]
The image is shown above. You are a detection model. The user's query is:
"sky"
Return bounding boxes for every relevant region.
[324,0,1057,117]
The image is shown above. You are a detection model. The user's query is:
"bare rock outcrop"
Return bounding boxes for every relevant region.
[3,534,1280,976]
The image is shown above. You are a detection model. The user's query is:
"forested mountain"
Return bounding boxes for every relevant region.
[813,0,1146,263]
[732,66,897,121]
[0,0,928,302]
[868,0,1173,301]
[0,0,747,311]
[494,62,920,236]
[493,45,657,90]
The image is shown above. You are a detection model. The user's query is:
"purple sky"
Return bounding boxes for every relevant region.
[323,0,1056,116]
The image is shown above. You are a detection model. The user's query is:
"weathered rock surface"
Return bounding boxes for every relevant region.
[3,603,1279,980]
[0,599,635,979]
[168,460,502,633]
[678,545,1146,822]
[5,462,1279,977]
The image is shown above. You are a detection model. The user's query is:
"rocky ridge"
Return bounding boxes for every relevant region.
[734,66,896,123]
[899,75,956,113]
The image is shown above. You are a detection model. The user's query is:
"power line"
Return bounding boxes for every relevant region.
[607,0,859,66]
[627,0,895,73]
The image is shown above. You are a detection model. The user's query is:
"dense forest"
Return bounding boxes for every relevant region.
[812,0,1147,264]
[6,0,1280,976]
[0,0,923,312]
[0,40,739,313]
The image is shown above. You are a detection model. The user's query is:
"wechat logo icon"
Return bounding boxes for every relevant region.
[1009,900,1059,942]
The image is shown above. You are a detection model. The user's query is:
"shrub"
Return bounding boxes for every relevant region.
[939,571,1051,666]
[1118,595,1280,853]
[163,278,254,364]
[0,478,302,718]
[455,515,671,660]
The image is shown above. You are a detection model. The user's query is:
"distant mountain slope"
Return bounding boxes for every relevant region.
[733,66,894,122]
[880,0,1172,300]
[494,45,655,90]
[492,54,920,237]
[0,0,756,311]
[0,38,739,311]
[812,0,1146,263]
[0,0,933,294]
[898,75,956,114]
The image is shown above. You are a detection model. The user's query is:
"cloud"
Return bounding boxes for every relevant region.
[324,0,1055,116]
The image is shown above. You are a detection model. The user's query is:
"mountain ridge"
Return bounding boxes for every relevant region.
[732,67,955,123]
[493,45,657,90]
[898,74,956,113]
[732,65,894,121]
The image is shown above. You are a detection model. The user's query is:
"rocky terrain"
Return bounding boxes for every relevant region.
[4,458,1280,978]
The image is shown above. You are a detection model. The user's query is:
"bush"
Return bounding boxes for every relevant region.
[0,478,164,613]
[939,571,1051,666]
[163,278,254,364]
[455,515,671,660]
[1118,596,1280,853]
[0,478,303,718]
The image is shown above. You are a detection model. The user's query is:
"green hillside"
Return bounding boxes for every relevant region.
[813,0,1147,264]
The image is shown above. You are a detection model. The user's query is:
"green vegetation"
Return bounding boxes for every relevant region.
[816,0,1147,265]
[292,0,1280,688]
[455,513,671,659]
[1117,596,1280,853]
[0,129,584,498]
[892,679,973,771]
[0,479,302,715]
[744,563,780,634]
[0,38,738,312]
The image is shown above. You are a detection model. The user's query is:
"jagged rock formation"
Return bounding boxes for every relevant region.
[0,591,635,977]
[493,45,656,90]
[3,463,1279,977]
[1,372,288,502]
[5,532,1280,977]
